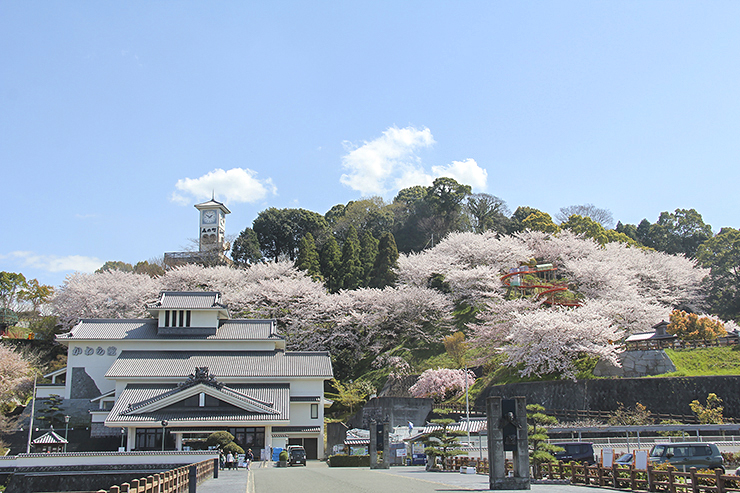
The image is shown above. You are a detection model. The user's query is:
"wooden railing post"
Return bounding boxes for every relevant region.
[189,465,197,493]
[715,468,725,493]
[666,466,676,493]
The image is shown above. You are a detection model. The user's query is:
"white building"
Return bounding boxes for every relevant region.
[55,291,333,458]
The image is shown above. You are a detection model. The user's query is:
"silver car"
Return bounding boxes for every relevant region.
[649,442,723,472]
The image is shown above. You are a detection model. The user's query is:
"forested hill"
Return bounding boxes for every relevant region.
[227,177,736,323]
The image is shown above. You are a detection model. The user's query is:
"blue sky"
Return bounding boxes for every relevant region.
[2,1,740,288]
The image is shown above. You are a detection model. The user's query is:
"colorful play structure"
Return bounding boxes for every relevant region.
[500,263,582,307]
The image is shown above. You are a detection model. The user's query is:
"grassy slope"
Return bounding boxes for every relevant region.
[662,346,740,377]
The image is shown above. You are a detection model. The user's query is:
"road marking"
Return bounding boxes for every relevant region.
[247,469,254,493]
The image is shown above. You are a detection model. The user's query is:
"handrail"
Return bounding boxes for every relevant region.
[95,458,217,493]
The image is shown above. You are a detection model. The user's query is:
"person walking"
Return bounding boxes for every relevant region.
[226,451,234,470]
[246,448,254,470]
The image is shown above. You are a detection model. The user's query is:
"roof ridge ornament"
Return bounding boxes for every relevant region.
[179,366,224,390]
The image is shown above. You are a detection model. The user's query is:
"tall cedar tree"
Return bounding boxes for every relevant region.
[359,231,379,287]
[370,232,399,288]
[339,226,363,290]
[295,232,322,281]
[320,236,341,293]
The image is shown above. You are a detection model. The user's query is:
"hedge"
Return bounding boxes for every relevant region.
[328,455,371,467]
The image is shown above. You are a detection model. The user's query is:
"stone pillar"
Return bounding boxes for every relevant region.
[369,419,390,469]
[487,396,530,490]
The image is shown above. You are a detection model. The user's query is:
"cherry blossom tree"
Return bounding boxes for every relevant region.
[408,367,476,401]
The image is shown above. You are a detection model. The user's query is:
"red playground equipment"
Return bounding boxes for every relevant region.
[500,263,582,307]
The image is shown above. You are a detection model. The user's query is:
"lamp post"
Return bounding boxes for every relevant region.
[161,420,168,451]
[64,415,70,452]
[26,373,38,454]
[121,428,126,451]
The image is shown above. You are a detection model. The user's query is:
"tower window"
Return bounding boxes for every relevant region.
[164,311,170,327]
[179,310,185,327]
[186,310,191,327]
[311,403,319,419]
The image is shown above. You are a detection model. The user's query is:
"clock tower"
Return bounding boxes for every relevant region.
[194,197,231,253]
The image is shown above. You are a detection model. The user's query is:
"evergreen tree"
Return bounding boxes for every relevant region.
[370,232,399,288]
[339,226,363,290]
[320,236,341,293]
[359,231,379,286]
[421,409,467,470]
[231,227,263,266]
[295,232,322,281]
[527,404,562,478]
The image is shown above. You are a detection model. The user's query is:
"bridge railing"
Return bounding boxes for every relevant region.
[97,458,217,493]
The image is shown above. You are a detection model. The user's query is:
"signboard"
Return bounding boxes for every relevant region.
[635,450,649,470]
[396,448,407,457]
[412,442,425,455]
[602,448,614,467]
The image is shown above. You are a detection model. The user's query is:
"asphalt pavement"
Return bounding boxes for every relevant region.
[198,461,605,493]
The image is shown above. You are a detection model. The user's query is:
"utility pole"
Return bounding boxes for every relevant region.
[26,374,37,454]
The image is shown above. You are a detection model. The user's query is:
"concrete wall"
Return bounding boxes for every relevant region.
[593,350,676,377]
[347,397,433,429]
[476,375,740,419]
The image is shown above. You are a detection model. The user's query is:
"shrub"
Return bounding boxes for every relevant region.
[279,450,289,461]
[223,442,244,455]
[328,454,371,467]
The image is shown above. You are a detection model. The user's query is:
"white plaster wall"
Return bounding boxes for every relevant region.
[288,403,323,426]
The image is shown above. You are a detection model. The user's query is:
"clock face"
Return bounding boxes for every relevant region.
[202,210,217,224]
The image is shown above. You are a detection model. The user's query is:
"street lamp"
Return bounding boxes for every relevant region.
[120,428,126,451]
[161,420,168,451]
[64,415,70,452]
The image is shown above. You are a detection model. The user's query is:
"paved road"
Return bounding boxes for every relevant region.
[198,461,601,493]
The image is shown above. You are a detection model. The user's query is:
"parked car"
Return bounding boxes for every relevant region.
[615,453,633,465]
[553,442,596,465]
[648,442,723,472]
[287,445,306,466]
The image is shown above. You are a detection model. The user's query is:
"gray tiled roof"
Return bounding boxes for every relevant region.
[57,319,279,341]
[32,431,67,444]
[106,383,289,424]
[272,426,321,433]
[105,350,333,379]
[147,291,227,310]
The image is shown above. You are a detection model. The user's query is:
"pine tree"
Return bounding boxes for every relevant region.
[359,231,379,287]
[527,404,562,478]
[421,409,467,470]
[295,233,322,281]
[370,232,399,288]
[320,236,341,293]
[339,226,363,290]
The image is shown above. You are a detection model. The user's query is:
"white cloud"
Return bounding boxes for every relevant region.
[171,168,277,205]
[3,251,103,273]
[431,159,488,192]
[340,126,488,196]
[340,126,435,195]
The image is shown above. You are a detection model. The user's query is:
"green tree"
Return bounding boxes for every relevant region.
[369,232,399,288]
[526,404,562,478]
[560,215,608,244]
[330,197,394,239]
[320,236,342,293]
[422,410,467,470]
[36,394,65,429]
[359,231,379,286]
[231,227,263,266]
[521,211,559,233]
[339,226,363,290]
[133,260,165,277]
[253,208,329,261]
[95,261,134,273]
[206,431,236,449]
[443,331,468,369]
[509,207,542,234]
[295,232,322,281]
[615,221,640,242]
[465,193,510,234]
[0,272,29,312]
[697,228,740,322]
[325,378,375,416]
[643,209,713,258]
[18,278,54,314]
[689,393,724,424]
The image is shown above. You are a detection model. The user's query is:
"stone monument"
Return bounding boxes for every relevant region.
[487,396,530,490]
[369,418,390,469]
